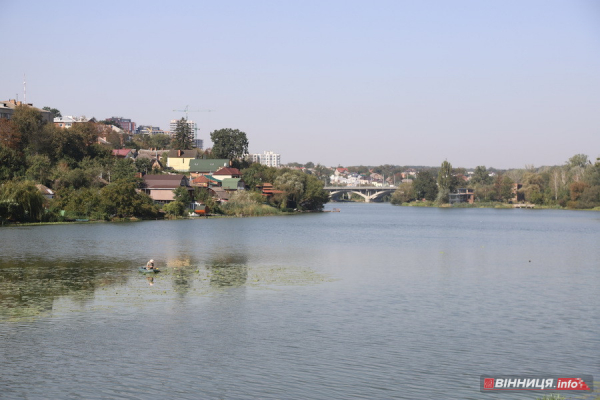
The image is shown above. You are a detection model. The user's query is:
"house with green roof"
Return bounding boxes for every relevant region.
[221,178,245,192]
[189,158,230,177]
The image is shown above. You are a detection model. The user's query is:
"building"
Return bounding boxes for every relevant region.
[54,116,89,129]
[213,167,241,180]
[112,149,136,158]
[449,188,475,204]
[188,158,230,176]
[169,119,201,147]
[107,117,136,133]
[141,174,191,204]
[252,151,281,168]
[0,99,53,122]
[166,149,201,172]
[136,125,166,136]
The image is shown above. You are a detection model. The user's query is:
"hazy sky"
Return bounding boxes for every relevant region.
[2,0,599,169]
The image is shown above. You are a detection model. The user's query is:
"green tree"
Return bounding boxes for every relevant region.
[520,172,546,204]
[163,200,186,217]
[471,166,493,185]
[437,160,457,203]
[100,181,157,218]
[567,154,590,169]
[412,170,438,201]
[493,174,515,202]
[210,128,249,161]
[11,105,49,155]
[173,186,192,205]
[274,171,304,209]
[134,157,153,174]
[242,162,277,190]
[0,180,45,222]
[25,154,53,186]
[110,158,137,182]
[42,107,62,119]
[0,145,25,181]
[299,174,329,211]
[148,133,172,149]
[391,182,415,205]
[172,118,194,150]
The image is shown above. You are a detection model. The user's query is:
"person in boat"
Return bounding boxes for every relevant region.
[146,259,155,270]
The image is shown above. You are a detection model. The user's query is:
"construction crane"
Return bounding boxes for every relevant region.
[172,105,214,120]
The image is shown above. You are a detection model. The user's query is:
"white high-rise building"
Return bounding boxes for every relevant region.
[253,151,281,168]
[169,119,198,144]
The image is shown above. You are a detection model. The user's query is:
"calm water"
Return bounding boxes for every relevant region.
[0,203,598,399]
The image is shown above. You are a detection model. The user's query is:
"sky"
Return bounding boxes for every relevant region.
[2,0,600,169]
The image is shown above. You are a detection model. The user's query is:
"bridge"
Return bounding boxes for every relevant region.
[323,186,396,203]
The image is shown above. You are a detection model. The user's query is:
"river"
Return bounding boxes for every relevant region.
[0,203,598,399]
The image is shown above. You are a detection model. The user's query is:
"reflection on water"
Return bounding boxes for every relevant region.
[0,250,328,320]
[0,258,130,320]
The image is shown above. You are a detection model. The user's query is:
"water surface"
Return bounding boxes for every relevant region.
[1,203,598,399]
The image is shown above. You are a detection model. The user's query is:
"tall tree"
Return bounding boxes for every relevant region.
[210,128,249,161]
[172,118,194,150]
[412,170,438,201]
[436,160,458,203]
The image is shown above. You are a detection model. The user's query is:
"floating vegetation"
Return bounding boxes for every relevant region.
[0,259,333,322]
[247,266,333,287]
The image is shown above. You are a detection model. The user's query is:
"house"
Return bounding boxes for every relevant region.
[190,175,221,188]
[188,158,230,177]
[209,187,230,202]
[141,174,191,204]
[190,175,211,188]
[213,167,241,180]
[167,149,201,172]
[256,183,284,199]
[54,116,88,129]
[334,168,348,176]
[36,184,55,200]
[112,149,136,158]
[137,149,164,171]
[449,188,475,204]
[221,178,245,192]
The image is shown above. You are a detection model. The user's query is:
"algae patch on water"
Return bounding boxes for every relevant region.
[247,266,333,288]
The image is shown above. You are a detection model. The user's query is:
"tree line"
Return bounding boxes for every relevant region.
[0,106,329,223]
[390,155,600,209]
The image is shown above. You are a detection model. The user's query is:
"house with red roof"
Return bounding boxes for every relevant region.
[112,149,135,158]
[213,167,241,180]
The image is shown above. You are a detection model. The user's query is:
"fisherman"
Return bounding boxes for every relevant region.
[146,259,155,270]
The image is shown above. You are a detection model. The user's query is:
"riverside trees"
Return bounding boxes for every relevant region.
[0,106,159,222]
[390,155,600,209]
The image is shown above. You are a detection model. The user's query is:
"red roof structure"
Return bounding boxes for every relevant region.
[213,167,241,177]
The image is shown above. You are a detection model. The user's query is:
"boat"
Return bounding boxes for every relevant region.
[138,267,160,274]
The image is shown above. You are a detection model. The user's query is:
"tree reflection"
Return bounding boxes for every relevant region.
[0,258,129,319]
